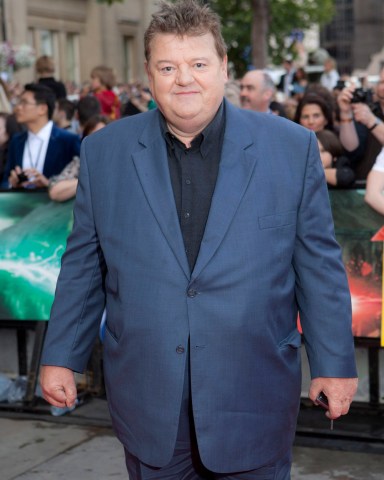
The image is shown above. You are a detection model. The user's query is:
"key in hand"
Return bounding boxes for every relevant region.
[316,392,334,430]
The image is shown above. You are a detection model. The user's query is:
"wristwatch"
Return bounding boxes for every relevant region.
[368,117,382,131]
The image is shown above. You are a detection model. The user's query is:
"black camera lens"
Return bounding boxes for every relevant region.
[351,88,373,104]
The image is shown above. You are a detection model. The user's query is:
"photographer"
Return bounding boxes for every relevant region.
[337,70,384,180]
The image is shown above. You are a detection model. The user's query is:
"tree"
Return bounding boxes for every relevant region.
[210,0,335,77]
[96,0,124,5]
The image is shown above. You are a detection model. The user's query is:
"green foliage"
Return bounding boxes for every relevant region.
[210,0,335,77]
[210,0,253,77]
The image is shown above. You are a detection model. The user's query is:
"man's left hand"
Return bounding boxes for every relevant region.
[23,168,49,188]
[309,377,358,420]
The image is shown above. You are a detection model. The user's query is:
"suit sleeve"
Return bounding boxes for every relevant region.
[293,131,357,379]
[41,139,106,372]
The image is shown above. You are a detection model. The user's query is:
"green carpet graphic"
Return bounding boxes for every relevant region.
[0,192,74,321]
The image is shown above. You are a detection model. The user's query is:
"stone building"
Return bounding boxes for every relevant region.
[320,0,384,76]
[0,0,157,87]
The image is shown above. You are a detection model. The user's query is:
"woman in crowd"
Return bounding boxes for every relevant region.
[316,129,355,188]
[90,66,121,120]
[365,148,384,215]
[291,67,308,101]
[294,93,335,132]
[48,115,109,202]
[0,112,23,184]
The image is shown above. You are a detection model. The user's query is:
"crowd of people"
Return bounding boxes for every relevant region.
[1,51,384,217]
[0,57,157,195]
[235,58,384,201]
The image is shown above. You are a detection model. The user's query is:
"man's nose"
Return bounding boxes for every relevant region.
[176,66,194,85]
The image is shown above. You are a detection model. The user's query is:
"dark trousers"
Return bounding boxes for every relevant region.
[125,439,291,480]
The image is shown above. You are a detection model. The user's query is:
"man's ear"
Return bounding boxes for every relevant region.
[37,102,49,119]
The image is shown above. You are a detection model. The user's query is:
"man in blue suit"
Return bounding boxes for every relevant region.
[3,83,80,189]
[40,1,357,478]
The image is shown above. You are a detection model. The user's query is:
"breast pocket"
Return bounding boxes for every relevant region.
[258,210,297,230]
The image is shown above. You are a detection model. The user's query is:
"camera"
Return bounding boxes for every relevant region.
[351,87,373,105]
[334,80,346,91]
[17,171,29,183]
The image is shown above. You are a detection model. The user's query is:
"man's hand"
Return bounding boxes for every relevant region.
[309,377,358,420]
[337,85,355,116]
[40,365,77,408]
[8,166,26,188]
[23,168,49,188]
[351,103,377,128]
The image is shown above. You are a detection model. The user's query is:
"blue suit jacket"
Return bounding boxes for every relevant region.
[41,101,357,472]
[2,124,80,186]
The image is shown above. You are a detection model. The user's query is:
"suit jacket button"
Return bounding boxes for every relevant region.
[176,345,185,354]
[187,289,197,298]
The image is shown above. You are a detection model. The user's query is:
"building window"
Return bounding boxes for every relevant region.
[123,36,135,83]
[66,33,80,85]
[39,30,57,57]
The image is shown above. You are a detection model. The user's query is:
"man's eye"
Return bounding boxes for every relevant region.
[195,63,205,69]
[161,66,173,73]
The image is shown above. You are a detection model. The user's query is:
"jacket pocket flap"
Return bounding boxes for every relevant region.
[258,211,296,230]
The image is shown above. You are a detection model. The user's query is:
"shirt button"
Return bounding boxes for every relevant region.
[184,212,190,219]
[176,345,185,354]
[185,179,191,185]
[187,289,197,298]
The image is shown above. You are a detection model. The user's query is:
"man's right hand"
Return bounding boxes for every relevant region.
[40,365,77,408]
[337,85,355,116]
[8,166,26,188]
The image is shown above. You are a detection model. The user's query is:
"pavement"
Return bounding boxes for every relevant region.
[0,397,383,480]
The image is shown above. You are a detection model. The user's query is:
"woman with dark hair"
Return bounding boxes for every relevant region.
[49,114,109,201]
[0,113,23,184]
[294,93,334,132]
[316,129,355,188]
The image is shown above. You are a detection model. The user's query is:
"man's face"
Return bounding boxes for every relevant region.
[14,91,44,125]
[145,32,228,135]
[240,72,270,112]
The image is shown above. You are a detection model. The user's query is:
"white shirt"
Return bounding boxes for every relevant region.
[22,121,54,173]
[320,70,339,91]
[372,147,384,172]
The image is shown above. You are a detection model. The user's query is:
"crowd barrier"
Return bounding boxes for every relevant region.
[0,189,383,406]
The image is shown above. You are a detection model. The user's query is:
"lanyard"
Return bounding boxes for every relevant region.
[26,136,44,170]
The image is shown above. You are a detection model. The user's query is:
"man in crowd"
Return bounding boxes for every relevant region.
[338,67,384,180]
[320,57,340,91]
[277,55,297,98]
[53,98,77,133]
[3,83,80,189]
[240,70,276,113]
[76,95,101,136]
[40,1,357,478]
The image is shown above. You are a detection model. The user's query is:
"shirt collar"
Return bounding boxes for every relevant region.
[160,102,225,158]
[28,120,53,142]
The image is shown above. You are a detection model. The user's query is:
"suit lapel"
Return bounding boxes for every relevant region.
[42,126,57,177]
[191,103,257,281]
[132,112,190,279]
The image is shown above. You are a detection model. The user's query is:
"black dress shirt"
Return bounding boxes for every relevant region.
[160,102,225,271]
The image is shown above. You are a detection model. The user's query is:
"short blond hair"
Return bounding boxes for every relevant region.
[90,66,117,90]
[35,55,55,75]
